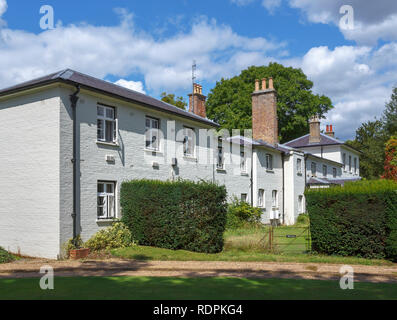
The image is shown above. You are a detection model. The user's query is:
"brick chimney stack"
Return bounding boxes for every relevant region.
[309,116,321,143]
[325,124,335,138]
[252,78,279,145]
[188,83,206,118]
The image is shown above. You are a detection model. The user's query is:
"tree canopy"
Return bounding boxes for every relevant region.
[160,92,187,110]
[205,63,334,143]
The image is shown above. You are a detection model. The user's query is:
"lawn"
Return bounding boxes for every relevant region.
[0,276,395,300]
[112,225,393,266]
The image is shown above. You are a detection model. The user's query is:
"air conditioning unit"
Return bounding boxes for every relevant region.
[152,161,160,168]
[106,155,115,162]
[171,158,178,167]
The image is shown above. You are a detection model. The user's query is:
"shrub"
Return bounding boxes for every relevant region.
[63,236,84,258]
[0,247,15,264]
[85,222,135,251]
[305,180,397,260]
[226,197,262,229]
[296,214,310,225]
[121,179,227,253]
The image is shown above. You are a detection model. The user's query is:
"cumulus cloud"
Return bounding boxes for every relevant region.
[289,0,397,44]
[297,44,397,140]
[114,79,146,94]
[230,0,255,6]
[0,0,7,26]
[0,12,284,93]
[262,0,282,14]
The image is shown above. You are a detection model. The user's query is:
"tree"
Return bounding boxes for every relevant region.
[160,92,187,110]
[382,87,397,137]
[346,120,386,180]
[206,63,333,143]
[382,136,397,181]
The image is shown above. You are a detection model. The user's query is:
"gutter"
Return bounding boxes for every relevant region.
[70,85,80,247]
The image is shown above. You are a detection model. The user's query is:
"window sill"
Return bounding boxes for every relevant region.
[266,169,274,173]
[240,172,249,176]
[297,173,303,176]
[183,156,197,162]
[216,168,226,173]
[144,149,163,155]
[96,141,119,148]
[96,218,117,224]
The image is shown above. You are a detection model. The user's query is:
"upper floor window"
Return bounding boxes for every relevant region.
[311,162,317,176]
[97,105,117,143]
[240,151,247,173]
[217,138,224,169]
[333,167,337,178]
[266,154,273,171]
[297,158,302,175]
[97,181,116,220]
[258,189,264,208]
[183,126,195,157]
[349,155,352,172]
[145,116,160,151]
[354,157,357,174]
[342,153,346,171]
[322,164,327,177]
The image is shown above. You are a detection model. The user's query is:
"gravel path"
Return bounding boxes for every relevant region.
[1,258,396,283]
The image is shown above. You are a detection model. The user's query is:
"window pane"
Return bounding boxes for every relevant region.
[106,183,114,194]
[97,119,104,140]
[97,106,104,116]
[106,107,114,119]
[105,120,114,142]
[97,183,104,193]
[108,195,115,218]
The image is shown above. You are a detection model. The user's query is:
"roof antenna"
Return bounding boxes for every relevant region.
[192,60,197,113]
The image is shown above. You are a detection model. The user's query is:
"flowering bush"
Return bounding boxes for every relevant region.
[85,222,135,251]
[382,136,397,181]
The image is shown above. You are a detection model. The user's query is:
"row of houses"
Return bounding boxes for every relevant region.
[0,69,361,259]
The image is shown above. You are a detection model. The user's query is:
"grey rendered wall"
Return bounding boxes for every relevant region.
[0,88,61,259]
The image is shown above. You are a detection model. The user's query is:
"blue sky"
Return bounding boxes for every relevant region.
[1,0,397,140]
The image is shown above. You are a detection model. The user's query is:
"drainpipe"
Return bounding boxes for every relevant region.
[281,152,285,225]
[70,85,80,247]
[250,149,254,207]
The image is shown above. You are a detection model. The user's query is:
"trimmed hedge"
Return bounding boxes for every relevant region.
[121,179,227,253]
[305,180,397,260]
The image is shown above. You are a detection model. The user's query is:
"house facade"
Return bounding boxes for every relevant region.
[0,69,360,259]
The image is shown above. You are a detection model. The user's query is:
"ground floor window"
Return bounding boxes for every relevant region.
[241,193,248,202]
[97,181,116,219]
[272,190,278,208]
[298,195,304,213]
[258,189,264,207]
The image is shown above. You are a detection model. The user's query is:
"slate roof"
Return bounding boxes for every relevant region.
[284,133,345,148]
[0,69,218,128]
[307,176,362,186]
[227,136,294,154]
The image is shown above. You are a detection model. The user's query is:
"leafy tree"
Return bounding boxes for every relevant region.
[382,87,397,137]
[382,136,397,181]
[206,63,333,143]
[160,92,187,110]
[346,120,386,180]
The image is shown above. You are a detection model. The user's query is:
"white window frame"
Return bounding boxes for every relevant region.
[272,190,278,208]
[311,162,317,177]
[322,164,327,177]
[258,189,265,208]
[183,126,195,157]
[97,181,116,220]
[145,116,160,151]
[241,193,248,202]
[266,154,273,171]
[240,151,247,173]
[297,158,302,175]
[97,104,118,144]
[217,140,224,169]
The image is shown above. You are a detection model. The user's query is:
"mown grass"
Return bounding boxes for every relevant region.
[0,247,16,264]
[112,224,393,266]
[1,276,396,300]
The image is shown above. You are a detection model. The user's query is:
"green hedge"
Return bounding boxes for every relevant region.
[305,180,397,260]
[121,179,227,253]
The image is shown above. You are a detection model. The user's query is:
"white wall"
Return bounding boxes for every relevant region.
[0,88,61,259]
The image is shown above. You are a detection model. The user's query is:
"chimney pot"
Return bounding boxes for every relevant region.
[326,125,329,132]
[188,83,207,118]
[269,77,274,90]
[262,78,267,90]
[255,79,260,91]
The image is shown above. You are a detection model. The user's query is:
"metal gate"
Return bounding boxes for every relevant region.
[264,225,311,254]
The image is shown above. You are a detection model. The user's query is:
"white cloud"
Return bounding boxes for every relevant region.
[0,12,284,93]
[0,0,7,26]
[262,0,282,14]
[289,0,397,44]
[297,44,397,140]
[114,79,146,94]
[230,0,255,6]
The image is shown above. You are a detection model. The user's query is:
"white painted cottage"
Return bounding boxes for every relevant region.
[0,69,361,258]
